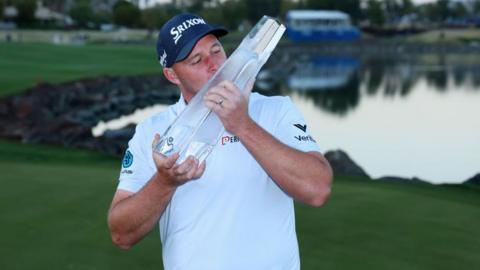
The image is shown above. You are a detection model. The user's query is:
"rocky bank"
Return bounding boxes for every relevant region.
[0,74,178,156]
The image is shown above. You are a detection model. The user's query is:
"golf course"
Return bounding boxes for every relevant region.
[1,42,479,269]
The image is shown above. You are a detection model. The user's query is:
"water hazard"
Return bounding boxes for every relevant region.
[94,52,480,184]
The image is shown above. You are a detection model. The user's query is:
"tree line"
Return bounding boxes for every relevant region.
[2,0,480,30]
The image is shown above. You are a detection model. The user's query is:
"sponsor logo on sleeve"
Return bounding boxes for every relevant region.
[121,169,133,175]
[294,135,316,143]
[292,123,316,142]
[122,150,133,168]
[294,124,307,132]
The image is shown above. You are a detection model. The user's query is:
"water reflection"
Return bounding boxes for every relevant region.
[298,72,361,116]
[258,53,480,118]
[363,58,418,98]
[290,57,361,116]
[288,56,360,91]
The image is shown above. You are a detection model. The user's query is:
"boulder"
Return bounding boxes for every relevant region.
[324,149,370,178]
[464,173,480,185]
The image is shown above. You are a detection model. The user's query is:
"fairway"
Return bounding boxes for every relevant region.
[1,140,479,269]
[0,42,161,97]
[0,140,163,270]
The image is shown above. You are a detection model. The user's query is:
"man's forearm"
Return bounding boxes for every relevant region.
[108,173,176,249]
[236,119,332,207]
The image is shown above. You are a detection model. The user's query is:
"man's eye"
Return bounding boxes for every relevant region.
[191,58,200,65]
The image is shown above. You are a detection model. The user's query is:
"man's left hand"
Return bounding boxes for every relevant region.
[204,80,251,135]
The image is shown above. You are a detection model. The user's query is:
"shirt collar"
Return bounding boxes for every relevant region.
[171,94,187,116]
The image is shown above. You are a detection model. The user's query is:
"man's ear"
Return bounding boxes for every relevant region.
[163,68,180,85]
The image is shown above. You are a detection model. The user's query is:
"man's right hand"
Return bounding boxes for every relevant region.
[108,133,205,250]
[152,133,206,187]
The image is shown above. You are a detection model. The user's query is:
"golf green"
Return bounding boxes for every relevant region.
[1,140,479,269]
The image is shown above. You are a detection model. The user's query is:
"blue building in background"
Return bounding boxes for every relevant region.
[285,10,360,42]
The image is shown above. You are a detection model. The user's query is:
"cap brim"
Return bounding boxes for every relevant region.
[174,27,228,64]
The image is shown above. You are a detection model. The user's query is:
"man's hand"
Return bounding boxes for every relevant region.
[203,80,252,135]
[152,134,206,187]
[108,133,206,250]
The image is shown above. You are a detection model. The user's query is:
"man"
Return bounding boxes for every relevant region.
[108,13,332,270]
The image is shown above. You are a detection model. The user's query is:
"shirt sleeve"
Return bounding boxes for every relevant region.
[117,123,155,193]
[273,96,321,153]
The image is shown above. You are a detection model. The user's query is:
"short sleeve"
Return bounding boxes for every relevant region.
[118,123,155,193]
[273,97,321,153]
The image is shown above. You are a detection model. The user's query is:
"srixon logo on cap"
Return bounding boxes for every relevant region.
[170,18,206,44]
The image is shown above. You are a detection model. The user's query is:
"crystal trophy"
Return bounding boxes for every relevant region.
[154,16,285,163]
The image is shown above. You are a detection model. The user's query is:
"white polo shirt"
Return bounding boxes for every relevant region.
[118,92,321,270]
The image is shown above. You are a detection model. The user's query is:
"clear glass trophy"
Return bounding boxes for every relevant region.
[153,16,285,163]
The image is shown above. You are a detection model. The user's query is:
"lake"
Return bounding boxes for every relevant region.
[93,52,480,184]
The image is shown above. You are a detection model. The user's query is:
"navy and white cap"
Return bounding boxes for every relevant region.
[156,13,228,68]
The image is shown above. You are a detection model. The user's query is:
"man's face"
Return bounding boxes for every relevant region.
[170,34,227,102]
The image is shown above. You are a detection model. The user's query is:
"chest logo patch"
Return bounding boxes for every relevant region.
[221,136,240,145]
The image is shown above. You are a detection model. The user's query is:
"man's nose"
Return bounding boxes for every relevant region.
[206,56,219,74]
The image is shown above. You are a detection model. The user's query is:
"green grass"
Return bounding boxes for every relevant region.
[404,28,480,44]
[0,139,162,269]
[0,139,118,165]
[0,38,239,97]
[1,139,479,269]
[0,42,161,97]
[297,177,480,269]
[0,29,152,44]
